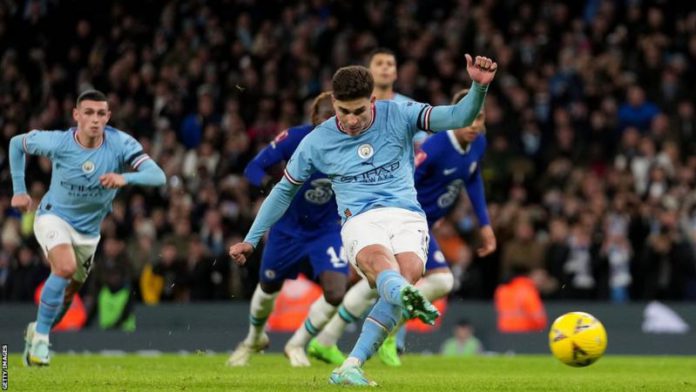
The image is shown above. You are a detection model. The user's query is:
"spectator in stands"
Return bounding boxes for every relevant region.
[494,266,547,333]
[440,319,482,357]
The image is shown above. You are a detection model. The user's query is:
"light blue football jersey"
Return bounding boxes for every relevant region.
[284,100,430,222]
[392,93,412,103]
[22,126,151,236]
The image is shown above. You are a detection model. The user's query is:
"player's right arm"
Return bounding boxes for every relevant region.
[404,55,496,135]
[9,131,60,211]
[230,137,317,265]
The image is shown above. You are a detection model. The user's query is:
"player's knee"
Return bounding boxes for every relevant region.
[401,263,424,285]
[323,286,346,306]
[53,262,77,278]
[428,271,455,295]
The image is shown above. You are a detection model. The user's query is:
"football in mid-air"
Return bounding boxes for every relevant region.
[548,311,607,367]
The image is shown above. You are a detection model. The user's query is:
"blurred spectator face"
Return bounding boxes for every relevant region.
[161,244,177,264]
[198,94,214,117]
[454,324,473,342]
[549,219,568,242]
[104,238,124,258]
[73,99,111,139]
[368,53,397,89]
[514,221,534,241]
[627,86,645,107]
[18,247,34,267]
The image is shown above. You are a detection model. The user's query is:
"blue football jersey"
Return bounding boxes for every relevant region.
[244,124,340,234]
[415,130,487,227]
[285,100,431,222]
[22,126,151,236]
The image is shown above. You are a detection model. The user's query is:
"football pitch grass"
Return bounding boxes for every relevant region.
[7,354,696,391]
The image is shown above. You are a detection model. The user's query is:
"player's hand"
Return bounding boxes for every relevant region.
[477,225,497,257]
[229,242,255,266]
[100,173,127,188]
[465,54,498,86]
[11,194,33,212]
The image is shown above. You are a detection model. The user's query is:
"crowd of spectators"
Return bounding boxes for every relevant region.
[0,0,695,305]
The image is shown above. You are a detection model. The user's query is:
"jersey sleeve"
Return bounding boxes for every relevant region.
[398,101,433,139]
[120,132,151,170]
[22,130,62,158]
[283,135,317,185]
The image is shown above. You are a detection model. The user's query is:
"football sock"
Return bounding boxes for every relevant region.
[346,297,401,365]
[286,295,337,347]
[376,269,409,306]
[316,279,377,347]
[245,285,279,344]
[417,272,454,302]
[36,274,69,335]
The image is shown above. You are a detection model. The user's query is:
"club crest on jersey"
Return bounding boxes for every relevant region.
[82,160,95,174]
[469,162,477,175]
[357,144,374,159]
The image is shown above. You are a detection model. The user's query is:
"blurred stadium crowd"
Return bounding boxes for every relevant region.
[0,0,695,306]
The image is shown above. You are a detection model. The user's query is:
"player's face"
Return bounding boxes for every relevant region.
[369,54,397,89]
[73,100,110,138]
[333,96,374,136]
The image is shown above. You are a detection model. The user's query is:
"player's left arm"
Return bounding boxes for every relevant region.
[101,133,166,189]
[464,158,496,257]
[409,55,496,134]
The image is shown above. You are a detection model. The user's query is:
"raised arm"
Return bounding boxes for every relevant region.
[414,55,497,133]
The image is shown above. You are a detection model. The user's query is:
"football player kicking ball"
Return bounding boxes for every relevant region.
[227,92,350,367]
[308,89,496,367]
[230,54,497,386]
[9,90,166,366]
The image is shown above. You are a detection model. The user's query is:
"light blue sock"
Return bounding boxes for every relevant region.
[396,324,407,352]
[36,274,69,335]
[349,298,401,363]
[376,270,408,306]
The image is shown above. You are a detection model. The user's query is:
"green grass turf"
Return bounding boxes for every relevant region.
[7,354,696,391]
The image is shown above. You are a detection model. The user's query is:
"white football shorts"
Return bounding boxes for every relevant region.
[341,207,429,279]
[34,214,100,283]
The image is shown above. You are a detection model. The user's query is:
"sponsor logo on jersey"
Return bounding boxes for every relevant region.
[443,167,457,176]
[82,160,95,174]
[304,178,334,204]
[338,161,400,183]
[357,144,374,159]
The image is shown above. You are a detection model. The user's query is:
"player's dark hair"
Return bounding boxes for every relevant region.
[77,89,108,106]
[332,66,373,101]
[457,319,472,328]
[310,91,334,126]
[367,47,397,65]
[451,89,470,105]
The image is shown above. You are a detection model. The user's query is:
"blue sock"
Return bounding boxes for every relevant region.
[349,298,401,363]
[36,274,69,335]
[376,270,408,306]
[396,325,407,352]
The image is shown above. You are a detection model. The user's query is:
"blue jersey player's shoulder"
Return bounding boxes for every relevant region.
[270,124,314,159]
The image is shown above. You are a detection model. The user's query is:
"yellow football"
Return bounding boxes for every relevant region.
[549,311,607,367]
